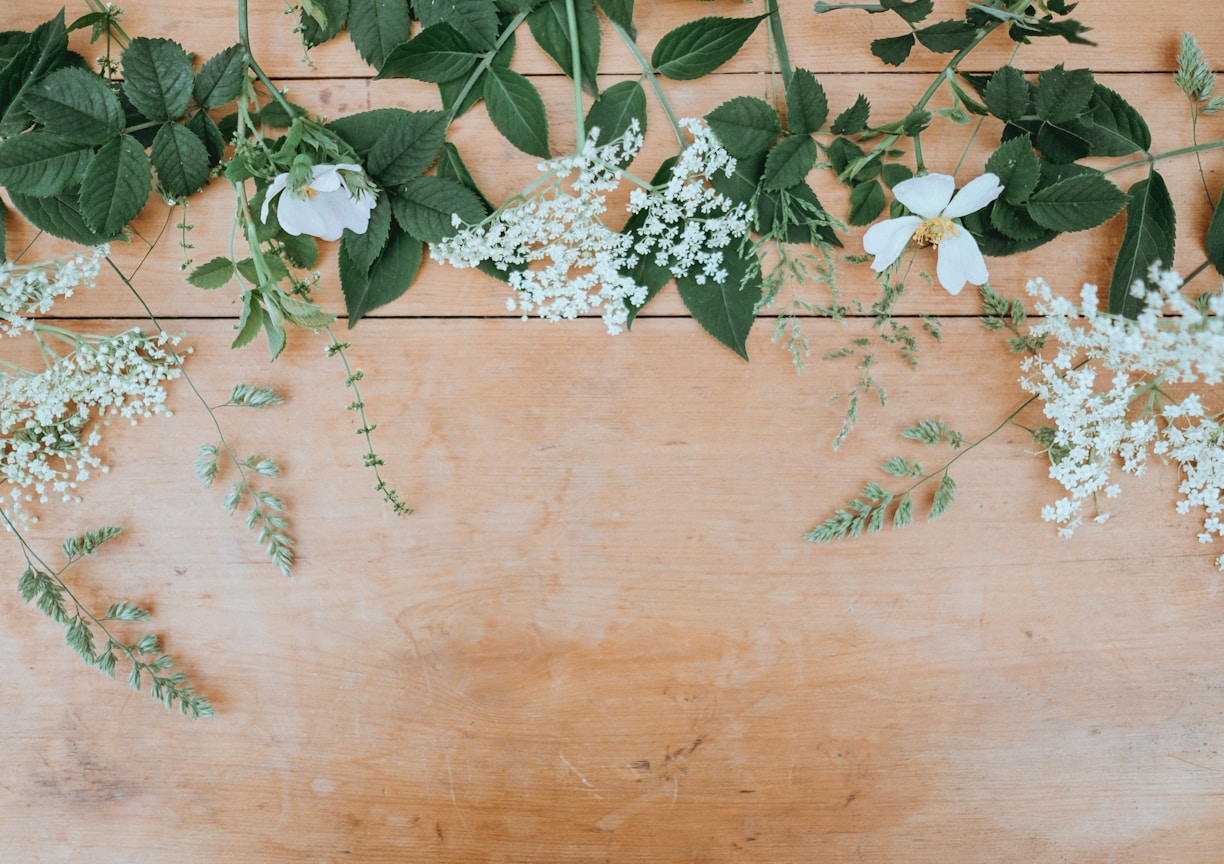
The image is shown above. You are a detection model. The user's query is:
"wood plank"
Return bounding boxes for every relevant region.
[3,319,1223,860]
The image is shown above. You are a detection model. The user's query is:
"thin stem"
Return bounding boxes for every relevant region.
[566,0,585,147]
[611,22,685,148]
[237,0,298,119]
[1104,138,1224,176]
[765,0,793,92]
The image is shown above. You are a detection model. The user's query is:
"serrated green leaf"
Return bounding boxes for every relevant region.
[300,0,350,47]
[414,0,499,51]
[881,0,933,23]
[989,198,1045,241]
[275,292,337,329]
[585,79,646,158]
[595,0,635,38]
[705,96,780,158]
[1027,171,1125,233]
[188,255,237,289]
[1108,170,1174,319]
[0,11,70,138]
[376,22,479,82]
[1080,84,1151,157]
[785,68,828,135]
[483,66,549,158]
[392,175,486,243]
[193,45,248,109]
[762,134,817,191]
[651,15,766,81]
[1208,184,1224,279]
[984,135,1041,204]
[150,122,211,198]
[437,27,514,118]
[847,180,885,226]
[121,37,194,122]
[9,190,115,244]
[366,109,449,185]
[1034,64,1095,124]
[340,194,393,272]
[830,94,870,135]
[187,110,226,165]
[984,66,1029,124]
[79,134,150,236]
[24,67,124,144]
[914,19,976,53]
[528,0,601,96]
[347,0,412,70]
[0,132,94,196]
[279,232,319,269]
[340,226,423,323]
[328,107,415,157]
[674,242,762,360]
[871,33,914,67]
[435,141,493,209]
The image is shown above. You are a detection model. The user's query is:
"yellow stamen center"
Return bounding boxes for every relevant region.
[912,216,958,247]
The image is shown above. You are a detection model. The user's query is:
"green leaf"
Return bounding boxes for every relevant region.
[754,181,843,247]
[1034,64,1095,124]
[435,141,493,209]
[24,67,124,144]
[871,33,914,67]
[984,135,1041,204]
[705,96,780,158]
[762,134,817,191]
[366,109,449,185]
[0,11,70,137]
[79,135,150,236]
[279,232,319,269]
[483,66,549,158]
[187,255,237,289]
[121,37,194,122]
[187,109,226,165]
[328,107,416,157]
[528,0,601,96]
[1034,120,1090,164]
[1109,170,1175,318]
[830,94,870,135]
[150,122,211,198]
[913,20,977,53]
[347,0,412,70]
[585,79,646,158]
[785,68,828,135]
[437,27,514,118]
[392,176,486,243]
[880,0,933,23]
[595,0,635,38]
[0,132,94,196]
[1208,185,1224,279]
[376,22,479,82]
[1027,171,1125,233]
[193,45,248,109]
[231,291,263,350]
[651,15,767,81]
[674,242,761,360]
[989,198,1046,241]
[1080,84,1151,157]
[9,190,115,244]
[414,0,499,51]
[847,180,885,226]
[984,65,1031,123]
[340,226,423,323]
[622,156,679,325]
[275,292,337,329]
[340,194,393,273]
[300,0,350,47]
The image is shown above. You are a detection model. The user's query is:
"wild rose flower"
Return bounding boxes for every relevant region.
[261,163,376,242]
[862,172,1003,295]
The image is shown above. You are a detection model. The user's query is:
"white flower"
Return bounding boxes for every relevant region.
[261,163,376,242]
[862,172,1003,295]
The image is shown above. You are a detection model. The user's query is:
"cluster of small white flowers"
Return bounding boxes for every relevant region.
[431,123,648,334]
[1021,267,1224,565]
[2,329,184,523]
[625,118,753,286]
[0,245,109,337]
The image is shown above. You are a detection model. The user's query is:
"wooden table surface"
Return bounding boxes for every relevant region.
[4,1,1224,860]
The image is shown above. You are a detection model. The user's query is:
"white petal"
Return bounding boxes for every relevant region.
[261,173,289,223]
[892,173,955,218]
[307,164,344,193]
[942,172,1004,219]
[862,216,921,272]
[276,192,331,239]
[304,189,369,241]
[935,226,989,295]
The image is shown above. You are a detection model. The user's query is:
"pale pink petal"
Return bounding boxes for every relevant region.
[862,215,921,272]
[261,173,289,223]
[935,227,989,295]
[892,173,955,218]
[942,172,1004,219]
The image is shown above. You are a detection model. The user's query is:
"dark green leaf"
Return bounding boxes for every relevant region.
[340,226,423,323]
[279,232,319,269]
[193,45,248,109]
[340,193,393,273]
[0,132,94,196]
[913,20,977,53]
[651,15,767,81]
[880,0,933,23]
[121,37,194,121]
[595,0,635,38]
[8,190,115,244]
[528,0,601,96]
[1034,120,1090,163]
[825,136,864,177]
[705,96,780,158]
[24,67,123,144]
[984,135,1041,204]
[989,198,1046,241]
[329,107,416,156]
[784,68,828,135]
[483,66,549,158]
[300,0,349,47]
[762,134,817,190]
[708,151,762,207]
[830,93,870,135]
[79,134,150,236]
[871,33,914,67]
[847,180,885,226]
[1109,170,1174,318]
[186,109,227,165]
[366,109,448,185]
[622,156,678,326]
[0,11,70,137]
[881,162,912,188]
[754,182,843,247]
[347,0,412,70]
[984,65,1030,123]
[585,79,646,157]
[188,256,237,289]
[1027,171,1125,233]
[414,0,499,51]
[1080,84,1151,157]
[1209,185,1224,279]
[1034,64,1094,124]
[150,122,211,198]
[437,27,514,117]
[377,22,479,82]
[435,141,494,209]
[392,175,486,242]
[674,242,762,360]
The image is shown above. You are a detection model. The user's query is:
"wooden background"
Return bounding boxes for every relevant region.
[4,1,1224,860]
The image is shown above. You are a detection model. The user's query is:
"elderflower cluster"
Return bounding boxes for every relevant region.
[0,246,109,337]
[625,117,753,286]
[2,329,184,523]
[1020,267,1224,566]
[431,122,647,334]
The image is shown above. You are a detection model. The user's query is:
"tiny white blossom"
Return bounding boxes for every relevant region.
[261,163,376,242]
[863,172,1003,295]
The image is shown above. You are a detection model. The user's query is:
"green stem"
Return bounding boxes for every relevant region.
[765,0,793,92]
[611,22,685,148]
[446,12,530,124]
[813,2,884,11]
[237,0,297,119]
[1104,138,1224,176]
[566,0,585,147]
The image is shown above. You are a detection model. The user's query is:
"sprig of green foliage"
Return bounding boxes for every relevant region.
[980,283,1046,354]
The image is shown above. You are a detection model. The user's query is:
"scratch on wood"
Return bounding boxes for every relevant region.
[559,751,603,798]
[443,752,467,827]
